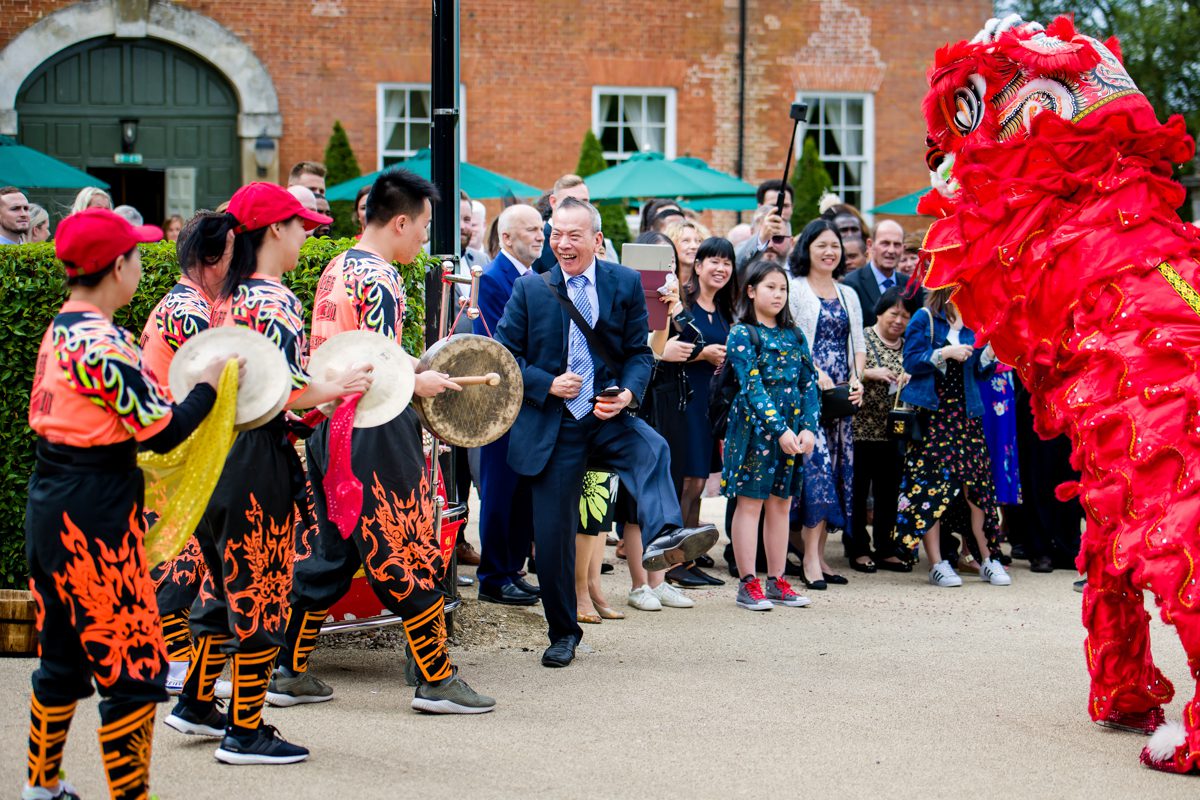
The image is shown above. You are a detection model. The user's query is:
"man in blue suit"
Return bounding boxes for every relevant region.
[496,198,717,667]
[473,204,545,606]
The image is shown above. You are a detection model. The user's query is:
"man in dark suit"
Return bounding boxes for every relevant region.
[496,198,717,667]
[530,173,590,274]
[840,219,924,326]
[473,204,545,606]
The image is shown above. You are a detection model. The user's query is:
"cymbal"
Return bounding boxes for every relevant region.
[308,330,414,428]
[168,327,291,431]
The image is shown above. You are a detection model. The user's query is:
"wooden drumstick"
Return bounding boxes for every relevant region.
[450,372,501,386]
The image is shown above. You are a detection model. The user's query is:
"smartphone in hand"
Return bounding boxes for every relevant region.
[591,386,622,404]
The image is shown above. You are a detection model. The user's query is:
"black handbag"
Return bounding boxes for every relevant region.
[887,390,923,442]
[818,286,860,426]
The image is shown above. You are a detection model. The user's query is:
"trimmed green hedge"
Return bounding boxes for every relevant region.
[0,237,428,588]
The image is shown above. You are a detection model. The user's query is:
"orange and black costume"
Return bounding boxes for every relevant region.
[172,274,309,740]
[281,249,452,684]
[25,302,216,799]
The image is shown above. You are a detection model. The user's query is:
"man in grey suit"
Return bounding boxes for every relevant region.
[839,219,923,326]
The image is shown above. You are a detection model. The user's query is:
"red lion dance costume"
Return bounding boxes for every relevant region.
[920,14,1200,774]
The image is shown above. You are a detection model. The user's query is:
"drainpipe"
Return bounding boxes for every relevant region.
[736,0,747,180]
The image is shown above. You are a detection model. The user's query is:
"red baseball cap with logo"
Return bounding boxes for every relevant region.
[227,181,332,234]
[55,208,163,278]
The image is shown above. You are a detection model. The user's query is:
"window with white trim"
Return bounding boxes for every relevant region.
[796,93,874,212]
[592,87,676,164]
[376,83,467,169]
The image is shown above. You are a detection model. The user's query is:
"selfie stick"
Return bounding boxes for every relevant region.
[776,102,810,217]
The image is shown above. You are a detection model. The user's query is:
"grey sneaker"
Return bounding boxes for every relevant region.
[735,577,773,611]
[765,577,811,607]
[164,699,227,738]
[411,673,496,714]
[266,669,334,707]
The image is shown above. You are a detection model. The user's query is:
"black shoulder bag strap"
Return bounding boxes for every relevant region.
[542,272,623,381]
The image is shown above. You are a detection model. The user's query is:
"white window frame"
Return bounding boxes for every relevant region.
[376,82,467,169]
[591,86,677,163]
[795,91,875,217]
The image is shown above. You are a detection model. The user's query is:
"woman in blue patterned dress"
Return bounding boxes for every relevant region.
[722,260,821,611]
[787,219,865,590]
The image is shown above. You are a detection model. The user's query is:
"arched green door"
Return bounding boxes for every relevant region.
[16,36,238,223]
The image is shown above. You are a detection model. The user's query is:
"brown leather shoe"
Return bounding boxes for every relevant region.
[455,541,481,566]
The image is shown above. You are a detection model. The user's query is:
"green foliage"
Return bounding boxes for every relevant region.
[324,121,364,239]
[0,238,426,588]
[791,137,833,231]
[576,130,631,251]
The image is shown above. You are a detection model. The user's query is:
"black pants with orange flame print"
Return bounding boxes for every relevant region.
[181,419,296,732]
[24,439,167,798]
[149,537,211,661]
[283,408,452,683]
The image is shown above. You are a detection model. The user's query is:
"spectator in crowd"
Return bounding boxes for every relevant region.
[474,204,544,607]
[735,179,793,267]
[162,214,184,242]
[27,203,49,243]
[113,205,143,226]
[638,199,681,234]
[842,234,868,272]
[978,363,1021,543]
[483,216,501,259]
[723,258,819,611]
[494,197,717,667]
[288,161,326,197]
[71,187,111,213]
[469,200,487,251]
[354,185,370,235]
[530,174,590,273]
[895,287,1011,588]
[841,220,921,327]
[288,184,319,213]
[726,223,752,249]
[820,200,868,243]
[787,218,865,589]
[899,230,924,278]
[0,186,30,244]
[651,207,685,233]
[576,470,622,623]
[616,231,701,609]
[313,196,333,238]
[664,220,702,286]
[848,287,919,573]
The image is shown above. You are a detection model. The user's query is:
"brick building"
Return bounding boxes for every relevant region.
[0,0,991,225]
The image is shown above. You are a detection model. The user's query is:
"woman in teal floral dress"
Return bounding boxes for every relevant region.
[721,261,821,611]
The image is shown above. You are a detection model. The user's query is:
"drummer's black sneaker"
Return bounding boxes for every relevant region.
[214,724,309,765]
[266,667,334,707]
[164,699,227,738]
[411,673,496,714]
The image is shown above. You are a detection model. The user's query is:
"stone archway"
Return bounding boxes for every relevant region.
[0,0,282,183]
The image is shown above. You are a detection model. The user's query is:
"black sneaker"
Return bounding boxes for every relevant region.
[165,699,227,738]
[214,724,309,765]
[21,780,81,800]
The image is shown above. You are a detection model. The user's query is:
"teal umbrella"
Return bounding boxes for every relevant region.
[326,149,541,202]
[867,189,929,216]
[584,152,756,202]
[0,136,108,189]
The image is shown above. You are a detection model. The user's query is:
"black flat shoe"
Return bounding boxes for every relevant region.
[695,554,716,569]
[600,562,614,575]
[687,565,725,586]
[665,565,709,588]
[875,559,913,573]
[850,560,877,574]
[801,575,827,591]
[822,573,849,585]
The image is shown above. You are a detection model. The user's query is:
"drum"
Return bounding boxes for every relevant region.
[413,334,523,447]
[168,327,290,431]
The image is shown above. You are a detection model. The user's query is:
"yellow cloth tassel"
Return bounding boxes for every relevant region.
[140,361,239,565]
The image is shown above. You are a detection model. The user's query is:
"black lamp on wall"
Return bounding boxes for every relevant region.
[119,118,138,154]
[254,134,276,178]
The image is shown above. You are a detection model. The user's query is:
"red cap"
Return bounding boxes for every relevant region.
[55,209,163,278]
[226,181,332,233]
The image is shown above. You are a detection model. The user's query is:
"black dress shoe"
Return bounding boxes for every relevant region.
[513,577,541,596]
[1030,556,1054,573]
[1010,544,1028,560]
[801,575,827,590]
[822,573,848,585]
[600,562,614,575]
[687,565,725,586]
[541,635,580,668]
[665,565,708,588]
[642,525,719,571]
[875,559,913,573]
[478,583,539,606]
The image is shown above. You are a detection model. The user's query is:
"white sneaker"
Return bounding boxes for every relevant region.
[929,561,963,587]
[22,780,79,800]
[980,558,1012,586]
[653,581,695,608]
[166,660,189,695]
[214,678,232,700]
[627,585,662,611]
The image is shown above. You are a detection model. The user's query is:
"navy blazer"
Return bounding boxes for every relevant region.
[495,259,654,476]
[473,251,523,337]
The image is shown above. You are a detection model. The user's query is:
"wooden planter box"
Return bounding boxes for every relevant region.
[0,589,38,657]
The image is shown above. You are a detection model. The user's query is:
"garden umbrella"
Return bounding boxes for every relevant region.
[584,152,757,202]
[326,149,541,202]
[867,189,929,216]
[0,136,108,189]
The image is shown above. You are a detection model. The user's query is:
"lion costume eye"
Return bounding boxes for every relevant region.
[951,76,986,135]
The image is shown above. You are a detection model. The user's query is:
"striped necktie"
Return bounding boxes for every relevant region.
[565,274,595,420]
